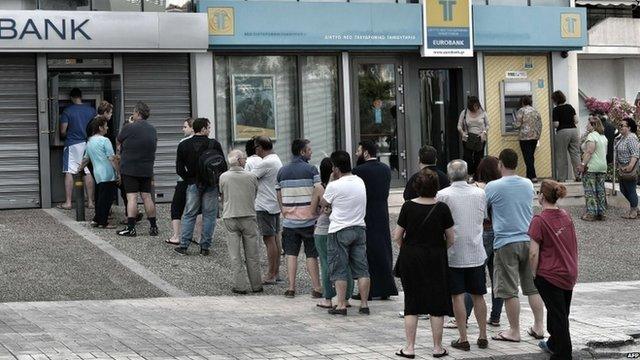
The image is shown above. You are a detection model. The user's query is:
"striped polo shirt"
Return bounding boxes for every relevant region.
[276,156,320,228]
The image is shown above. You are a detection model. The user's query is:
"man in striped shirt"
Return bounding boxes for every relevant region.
[436,159,489,351]
[277,139,323,299]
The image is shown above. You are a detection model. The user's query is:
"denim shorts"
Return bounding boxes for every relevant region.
[327,226,369,282]
[282,226,317,258]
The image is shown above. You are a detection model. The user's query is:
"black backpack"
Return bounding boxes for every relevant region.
[197,143,226,188]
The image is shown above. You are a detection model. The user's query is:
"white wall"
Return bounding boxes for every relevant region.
[578,59,622,100]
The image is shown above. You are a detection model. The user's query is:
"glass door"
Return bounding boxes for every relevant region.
[353,59,406,187]
[419,69,462,170]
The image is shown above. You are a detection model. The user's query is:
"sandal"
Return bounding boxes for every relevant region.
[395,349,415,359]
[581,214,597,222]
[527,327,545,340]
[165,238,181,245]
[492,332,520,342]
[56,204,72,210]
[433,349,448,358]
[284,290,295,298]
[622,210,638,219]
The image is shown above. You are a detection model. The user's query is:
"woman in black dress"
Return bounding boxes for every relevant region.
[393,169,455,359]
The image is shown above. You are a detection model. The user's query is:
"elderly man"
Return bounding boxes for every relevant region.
[436,160,489,351]
[219,150,263,294]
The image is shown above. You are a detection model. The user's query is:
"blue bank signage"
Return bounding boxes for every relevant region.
[0,11,208,52]
[199,1,423,47]
[422,0,473,57]
[473,6,587,50]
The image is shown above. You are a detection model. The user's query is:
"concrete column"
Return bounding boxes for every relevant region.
[341,52,353,156]
[190,52,216,136]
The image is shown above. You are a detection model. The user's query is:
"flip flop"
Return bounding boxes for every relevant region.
[316,303,333,309]
[56,204,72,210]
[165,239,180,245]
[395,349,415,359]
[492,332,521,343]
[527,327,545,340]
[433,349,448,358]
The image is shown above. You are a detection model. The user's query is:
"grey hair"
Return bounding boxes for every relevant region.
[227,149,246,167]
[447,159,468,182]
[133,101,150,120]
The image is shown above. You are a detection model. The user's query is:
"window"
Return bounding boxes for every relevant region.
[215,56,299,164]
[91,0,142,11]
[214,55,340,166]
[0,0,37,9]
[301,56,340,166]
[584,5,635,29]
[39,0,90,10]
[143,0,192,11]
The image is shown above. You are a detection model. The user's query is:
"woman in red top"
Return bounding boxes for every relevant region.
[528,180,579,360]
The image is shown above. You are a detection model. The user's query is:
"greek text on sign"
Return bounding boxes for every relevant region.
[422,0,473,57]
[506,71,528,79]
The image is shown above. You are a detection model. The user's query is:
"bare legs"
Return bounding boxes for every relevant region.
[63,173,95,208]
[307,257,322,293]
[263,235,280,281]
[335,277,369,310]
[502,294,545,341]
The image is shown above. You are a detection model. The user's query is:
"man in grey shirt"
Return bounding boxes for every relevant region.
[251,136,283,284]
[219,149,262,294]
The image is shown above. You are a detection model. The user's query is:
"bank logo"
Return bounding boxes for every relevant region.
[439,0,457,21]
[561,13,581,38]
[208,7,234,36]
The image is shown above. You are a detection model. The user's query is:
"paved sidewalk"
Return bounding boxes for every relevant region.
[0,281,637,360]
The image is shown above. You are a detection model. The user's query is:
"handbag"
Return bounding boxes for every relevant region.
[462,110,485,152]
[618,165,638,182]
[393,202,440,278]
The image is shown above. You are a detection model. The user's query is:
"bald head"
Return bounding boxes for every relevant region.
[447,160,468,182]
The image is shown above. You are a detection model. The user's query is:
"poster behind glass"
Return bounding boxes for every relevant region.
[231,74,277,141]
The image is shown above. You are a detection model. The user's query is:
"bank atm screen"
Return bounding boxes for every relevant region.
[500,80,533,135]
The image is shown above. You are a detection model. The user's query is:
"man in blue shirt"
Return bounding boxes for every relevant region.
[485,149,544,343]
[59,88,96,210]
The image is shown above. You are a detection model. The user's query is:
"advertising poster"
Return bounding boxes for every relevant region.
[422,0,473,57]
[231,74,277,141]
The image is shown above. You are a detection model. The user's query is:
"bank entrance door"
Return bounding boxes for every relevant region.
[48,73,122,204]
[353,58,407,187]
[419,69,463,170]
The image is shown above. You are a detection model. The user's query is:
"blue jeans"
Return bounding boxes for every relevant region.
[180,184,218,250]
[619,179,639,209]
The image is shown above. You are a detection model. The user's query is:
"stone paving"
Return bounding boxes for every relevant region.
[0,280,637,360]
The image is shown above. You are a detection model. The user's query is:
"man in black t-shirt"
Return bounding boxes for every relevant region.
[116,102,158,237]
[174,117,227,256]
[403,145,450,201]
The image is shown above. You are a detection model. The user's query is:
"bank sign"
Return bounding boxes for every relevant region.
[422,0,473,57]
[0,11,208,52]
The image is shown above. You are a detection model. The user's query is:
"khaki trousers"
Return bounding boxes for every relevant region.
[223,216,262,292]
[554,128,581,181]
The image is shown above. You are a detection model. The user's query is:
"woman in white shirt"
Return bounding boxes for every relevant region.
[457,96,489,177]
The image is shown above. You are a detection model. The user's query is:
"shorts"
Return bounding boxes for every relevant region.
[493,241,538,299]
[256,211,280,236]
[171,181,188,220]
[63,142,90,175]
[123,175,152,194]
[449,265,487,295]
[327,226,369,282]
[282,226,318,258]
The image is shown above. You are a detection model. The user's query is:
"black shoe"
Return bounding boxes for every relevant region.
[328,308,347,316]
[149,226,159,236]
[200,249,210,256]
[231,288,247,295]
[252,288,264,293]
[136,213,144,222]
[451,339,470,351]
[174,247,188,255]
[117,227,136,237]
[359,307,370,315]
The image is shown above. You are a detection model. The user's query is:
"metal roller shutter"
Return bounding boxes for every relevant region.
[0,55,40,209]
[123,54,191,202]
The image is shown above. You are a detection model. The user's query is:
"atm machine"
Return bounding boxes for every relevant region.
[500,79,533,135]
[48,72,121,204]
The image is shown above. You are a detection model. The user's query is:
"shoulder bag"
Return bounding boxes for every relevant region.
[617,138,639,182]
[393,202,440,278]
[463,110,484,152]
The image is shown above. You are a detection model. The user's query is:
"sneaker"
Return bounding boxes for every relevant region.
[200,249,210,256]
[117,227,136,237]
[538,340,553,354]
[149,226,159,236]
[174,247,188,255]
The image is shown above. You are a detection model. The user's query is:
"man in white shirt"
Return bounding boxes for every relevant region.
[321,151,370,316]
[436,160,489,351]
[251,136,284,284]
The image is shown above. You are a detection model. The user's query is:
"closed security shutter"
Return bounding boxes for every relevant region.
[0,55,40,209]
[123,54,191,202]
